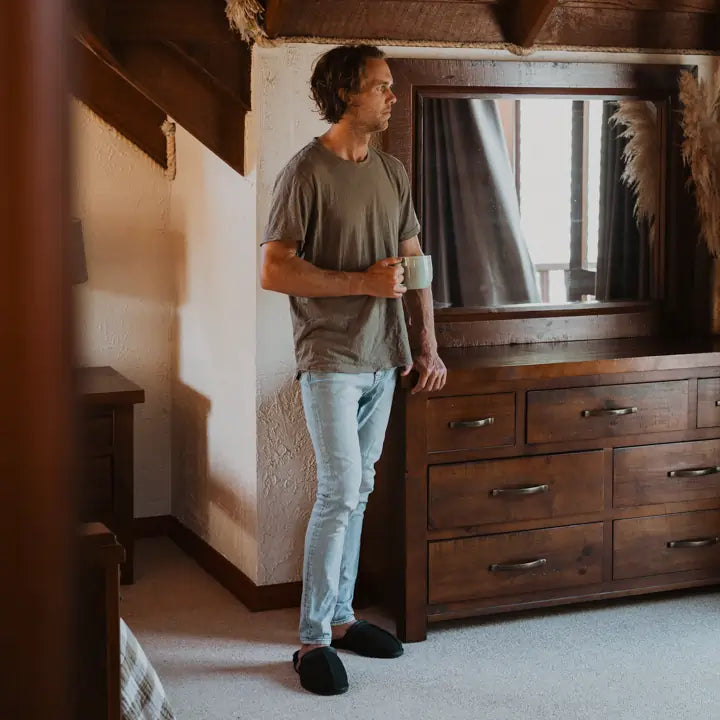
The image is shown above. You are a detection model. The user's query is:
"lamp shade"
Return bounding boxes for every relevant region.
[70,218,88,285]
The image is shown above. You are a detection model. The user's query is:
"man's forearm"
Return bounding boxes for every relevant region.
[404,287,437,352]
[262,253,366,298]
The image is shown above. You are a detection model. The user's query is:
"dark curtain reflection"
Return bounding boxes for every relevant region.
[422,98,540,307]
[596,101,650,301]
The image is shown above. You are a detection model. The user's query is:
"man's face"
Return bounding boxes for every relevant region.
[343,58,397,133]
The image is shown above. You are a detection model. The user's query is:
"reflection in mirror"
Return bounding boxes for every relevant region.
[421,97,660,309]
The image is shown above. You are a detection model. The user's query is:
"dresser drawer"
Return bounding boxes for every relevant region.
[614,440,720,507]
[698,378,720,428]
[429,451,605,530]
[527,381,688,445]
[428,523,603,603]
[82,455,114,517]
[614,510,720,580]
[427,393,515,453]
[84,412,114,455]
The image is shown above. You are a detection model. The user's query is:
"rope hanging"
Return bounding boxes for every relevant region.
[161,120,176,181]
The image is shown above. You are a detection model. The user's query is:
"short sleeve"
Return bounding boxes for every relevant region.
[261,167,314,255]
[397,161,421,242]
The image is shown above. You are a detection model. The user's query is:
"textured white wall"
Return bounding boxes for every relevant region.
[71,100,173,518]
[254,45,329,585]
[254,44,717,585]
[169,124,259,581]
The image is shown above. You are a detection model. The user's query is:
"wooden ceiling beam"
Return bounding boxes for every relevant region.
[540,5,719,52]
[265,0,716,52]
[168,41,251,110]
[265,0,504,43]
[114,42,246,174]
[70,38,167,167]
[566,1,718,11]
[106,0,235,44]
[502,0,560,47]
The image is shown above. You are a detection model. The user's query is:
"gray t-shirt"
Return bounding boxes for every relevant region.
[262,138,421,374]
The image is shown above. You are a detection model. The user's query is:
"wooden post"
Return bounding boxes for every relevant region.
[0,2,75,719]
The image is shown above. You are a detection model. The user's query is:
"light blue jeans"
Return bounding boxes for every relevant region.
[298,369,397,645]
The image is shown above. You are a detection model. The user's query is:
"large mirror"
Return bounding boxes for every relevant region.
[419,95,663,309]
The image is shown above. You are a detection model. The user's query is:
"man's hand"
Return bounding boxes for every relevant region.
[401,347,447,394]
[360,258,406,299]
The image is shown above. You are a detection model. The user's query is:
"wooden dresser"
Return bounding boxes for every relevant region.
[396,337,720,642]
[77,366,145,584]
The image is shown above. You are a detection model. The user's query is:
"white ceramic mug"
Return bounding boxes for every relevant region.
[400,254,433,290]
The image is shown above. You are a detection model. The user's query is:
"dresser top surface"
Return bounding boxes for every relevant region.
[76,366,145,405]
[441,337,720,370]
[403,337,720,389]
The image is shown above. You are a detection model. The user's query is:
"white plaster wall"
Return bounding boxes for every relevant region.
[169,124,259,581]
[254,46,329,585]
[71,100,173,518]
[254,44,717,585]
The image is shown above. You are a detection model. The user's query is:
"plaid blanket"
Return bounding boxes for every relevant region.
[120,619,176,720]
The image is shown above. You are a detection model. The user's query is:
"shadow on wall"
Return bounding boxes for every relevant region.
[170,378,259,569]
[168,222,258,572]
[78,219,176,304]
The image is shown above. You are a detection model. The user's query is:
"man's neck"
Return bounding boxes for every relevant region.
[319,123,371,163]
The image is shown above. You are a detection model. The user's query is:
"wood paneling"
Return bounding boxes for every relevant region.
[266,0,504,43]
[107,0,233,43]
[539,5,719,52]
[265,0,720,50]
[567,1,718,11]
[170,40,251,109]
[501,0,560,47]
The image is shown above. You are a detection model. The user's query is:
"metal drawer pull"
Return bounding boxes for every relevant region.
[490,484,549,497]
[581,406,638,417]
[448,417,494,429]
[668,466,720,478]
[715,400,720,407]
[489,558,547,572]
[667,537,720,549]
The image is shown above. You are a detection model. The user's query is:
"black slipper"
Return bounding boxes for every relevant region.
[292,646,349,696]
[330,620,404,658]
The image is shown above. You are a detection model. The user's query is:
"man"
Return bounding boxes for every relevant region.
[260,45,446,696]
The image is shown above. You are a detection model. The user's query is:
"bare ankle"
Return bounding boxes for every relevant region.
[331,620,356,640]
[299,643,325,659]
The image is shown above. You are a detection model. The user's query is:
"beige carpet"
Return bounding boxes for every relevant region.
[122,538,720,720]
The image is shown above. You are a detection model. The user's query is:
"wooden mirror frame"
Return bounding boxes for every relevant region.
[385,59,700,347]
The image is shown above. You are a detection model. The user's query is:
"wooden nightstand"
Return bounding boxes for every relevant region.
[77,366,144,584]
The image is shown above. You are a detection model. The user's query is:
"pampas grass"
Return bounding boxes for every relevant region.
[610,100,660,239]
[679,70,720,258]
[225,0,266,43]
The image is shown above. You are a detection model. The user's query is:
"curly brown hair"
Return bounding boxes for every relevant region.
[310,45,386,124]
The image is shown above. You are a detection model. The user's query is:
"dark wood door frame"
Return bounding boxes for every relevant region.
[1,2,75,718]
